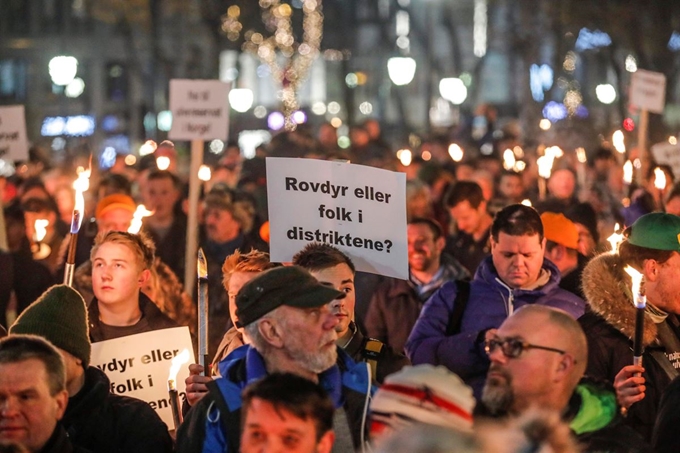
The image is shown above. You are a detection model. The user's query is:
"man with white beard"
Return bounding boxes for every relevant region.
[176,266,374,453]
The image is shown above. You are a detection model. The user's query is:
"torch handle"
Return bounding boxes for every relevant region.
[169,388,183,430]
[634,307,645,358]
[63,263,75,287]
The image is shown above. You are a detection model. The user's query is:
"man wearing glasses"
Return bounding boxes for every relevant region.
[407,204,585,397]
[480,305,650,451]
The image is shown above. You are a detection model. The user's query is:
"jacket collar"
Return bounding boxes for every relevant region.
[582,253,658,346]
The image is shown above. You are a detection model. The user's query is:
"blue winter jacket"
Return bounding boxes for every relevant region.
[176,344,374,453]
[405,256,585,397]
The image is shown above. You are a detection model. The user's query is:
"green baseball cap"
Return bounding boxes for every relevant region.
[235,266,344,328]
[627,213,680,251]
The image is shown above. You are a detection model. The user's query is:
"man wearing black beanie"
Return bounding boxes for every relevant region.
[10,284,173,453]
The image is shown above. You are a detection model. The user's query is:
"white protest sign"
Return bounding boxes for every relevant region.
[651,141,680,179]
[169,79,229,141]
[0,105,28,162]
[267,157,408,279]
[630,69,666,114]
[91,327,194,429]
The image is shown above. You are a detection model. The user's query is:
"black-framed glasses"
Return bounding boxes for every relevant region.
[484,336,566,359]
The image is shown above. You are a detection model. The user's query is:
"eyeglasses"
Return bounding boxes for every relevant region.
[484,336,566,359]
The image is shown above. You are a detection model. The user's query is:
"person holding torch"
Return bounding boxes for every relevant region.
[578,212,680,441]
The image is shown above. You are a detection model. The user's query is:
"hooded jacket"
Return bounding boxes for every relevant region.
[579,252,680,441]
[176,345,374,453]
[63,366,173,453]
[566,380,652,452]
[406,256,585,397]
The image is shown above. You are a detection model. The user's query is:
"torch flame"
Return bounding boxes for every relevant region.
[448,144,464,162]
[34,219,49,242]
[654,167,667,190]
[71,167,91,233]
[612,130,626,154]
[156,156,171,171]
[623,161,633,185]
[624,266,645,309]
[607,223,624,254]
[167,349,191,385]
[127,204,154,234]
[576,147,587,164]
[502,149,516,170]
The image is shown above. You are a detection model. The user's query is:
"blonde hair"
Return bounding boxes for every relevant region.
[221,249,279,291]
[90,230,155,271]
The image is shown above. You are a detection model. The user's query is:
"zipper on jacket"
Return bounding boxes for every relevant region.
[495,278,514,316]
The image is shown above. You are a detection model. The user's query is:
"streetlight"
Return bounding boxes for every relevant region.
[387,57,417,86]
[439,78,467,105]
[49,56,78,86]
[596,84,616,104]
[228,88,254,112]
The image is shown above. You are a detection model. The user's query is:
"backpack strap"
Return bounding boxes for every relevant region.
[205,379,240,452]
[446,280,471,336]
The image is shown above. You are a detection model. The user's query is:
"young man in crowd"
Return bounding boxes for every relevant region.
[177,266,373,453]
[541,212,588,300]
[89,230,177,341]
[579,212,680,441]
[407,204,585,397]
[9,284,173,453]
[366,217,469,353]
[443,181,493,274]
[142,169,186,281]
[200,191,267,357]
[240,373,335,453]
[0,335,72,452]
[293,243,409,383]
[481,305,650,451]
[184,250,280,408]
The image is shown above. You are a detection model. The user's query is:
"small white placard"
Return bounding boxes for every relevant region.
[266,157,408,279]
[91,327,194,429]
[651,141,680,180]
[630,69,666,114]
[169,79,229,141]
[0,105,28,162]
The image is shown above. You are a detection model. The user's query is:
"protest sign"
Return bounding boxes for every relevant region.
[91,327,194,428]
[651,141,680,179]
[630,69,666,114]
[266,157,408,279]
[169,79,229,141]
[0,105,28,162]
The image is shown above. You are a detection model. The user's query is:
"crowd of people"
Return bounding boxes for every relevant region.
[1,117,680,452]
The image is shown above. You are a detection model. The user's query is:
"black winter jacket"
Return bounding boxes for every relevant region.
[63,367,173,453]
[580,252,679,441]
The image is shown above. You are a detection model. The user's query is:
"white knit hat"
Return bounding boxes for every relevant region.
[370,364,476,435]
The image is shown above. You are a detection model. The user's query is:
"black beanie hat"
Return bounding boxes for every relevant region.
[10,285,91,368]
[566,202,600,244]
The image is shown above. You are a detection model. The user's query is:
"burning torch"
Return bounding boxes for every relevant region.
[168,348,190,430]
[127,205,154,235]
[64,166,91,286]
[624,266,646,372]
[197,248,209,375]
[31,219,51,260]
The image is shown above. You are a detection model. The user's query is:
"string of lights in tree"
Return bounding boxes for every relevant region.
[221,0,323,131]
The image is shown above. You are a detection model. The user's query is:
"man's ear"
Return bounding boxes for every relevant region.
[55,390,69,420]
[317,431,335,453]
[258,319,284,348]
[643,259,659,282]
[553,353,576,383]
[435,235,446,252]
[138,269,151,286]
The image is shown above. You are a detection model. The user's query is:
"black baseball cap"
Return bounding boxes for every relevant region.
[235,266,345,328]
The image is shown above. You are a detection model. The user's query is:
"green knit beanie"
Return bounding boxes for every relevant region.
[10,285,91,368]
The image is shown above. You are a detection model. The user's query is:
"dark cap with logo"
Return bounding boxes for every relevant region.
[235,265,344,328]
[627,212,680,251]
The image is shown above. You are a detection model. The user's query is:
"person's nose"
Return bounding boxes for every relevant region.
[488,345,509,365]
[330,296,345,310]
[324,308,339,330]
[0,397,19,417]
